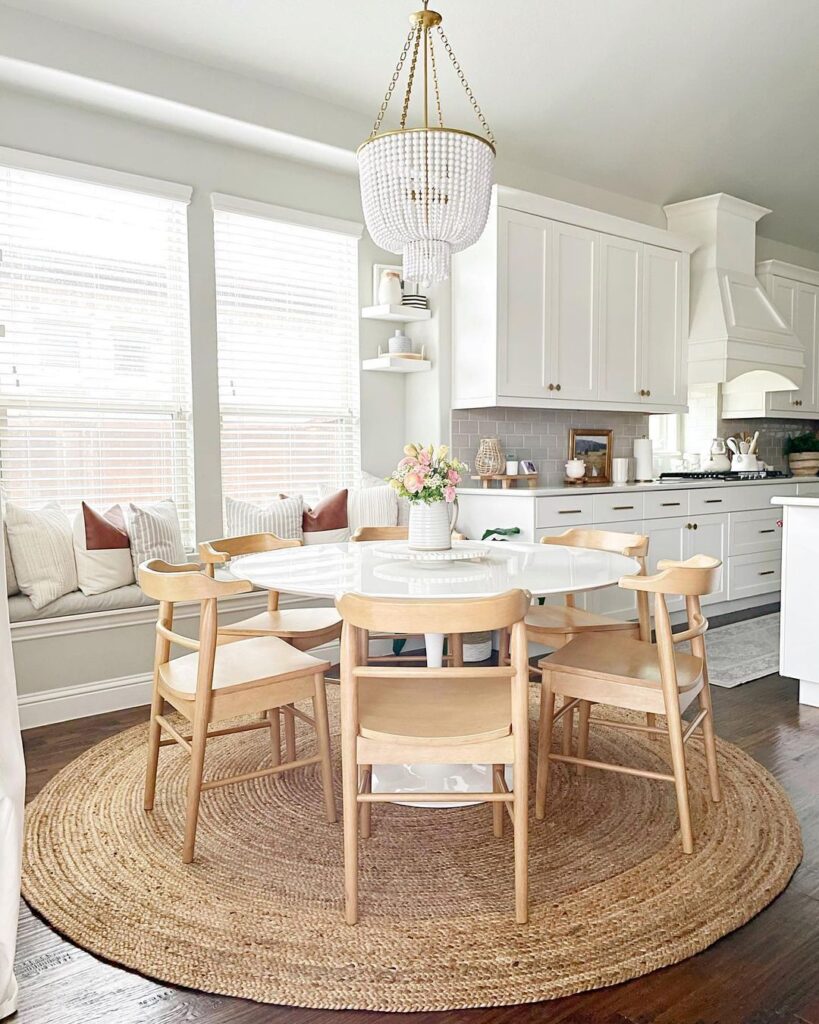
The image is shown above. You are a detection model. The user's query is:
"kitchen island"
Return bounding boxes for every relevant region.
[772,494,819,707]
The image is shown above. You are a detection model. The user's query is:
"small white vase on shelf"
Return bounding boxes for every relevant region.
[378,268,403,306]
[408,500,458,551]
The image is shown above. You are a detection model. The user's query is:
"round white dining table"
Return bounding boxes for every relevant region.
[230,540,640,804]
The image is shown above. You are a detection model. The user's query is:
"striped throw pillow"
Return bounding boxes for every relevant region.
[224,496,304,541]
[128,499,186,575]
[5,501,78,609]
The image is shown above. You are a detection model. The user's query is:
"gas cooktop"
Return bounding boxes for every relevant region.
[659,470,790,482]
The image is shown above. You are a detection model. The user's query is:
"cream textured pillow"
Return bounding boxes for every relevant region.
[346,484,399,533]
[73,502,135,596]
[224,496,304,541]
[4,524,19,597]
[5,501,78,609]
[128,499,186,574]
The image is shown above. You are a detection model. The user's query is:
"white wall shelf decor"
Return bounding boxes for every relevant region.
[362,354,432,373]
[361,304,431,323]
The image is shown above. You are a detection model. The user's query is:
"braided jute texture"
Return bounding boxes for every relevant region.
[22,690,802,1013]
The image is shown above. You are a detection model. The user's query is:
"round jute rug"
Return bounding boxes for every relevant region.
[22,690,801,1012]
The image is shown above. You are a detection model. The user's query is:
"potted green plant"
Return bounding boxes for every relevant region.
[785,431,819,476]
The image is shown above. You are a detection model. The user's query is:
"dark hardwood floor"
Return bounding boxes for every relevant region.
[15,632,819,1024]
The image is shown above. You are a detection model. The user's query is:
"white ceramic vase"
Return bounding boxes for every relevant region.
[407,499,458,551]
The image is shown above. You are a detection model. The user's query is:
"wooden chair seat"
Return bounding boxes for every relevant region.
[525,603,639,637]
[358,674,512,745]
[219,608,342,641]
[544,634,704,694]
[160,636,330,699]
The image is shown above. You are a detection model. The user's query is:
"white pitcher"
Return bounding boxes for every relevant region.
[408,499,459,551]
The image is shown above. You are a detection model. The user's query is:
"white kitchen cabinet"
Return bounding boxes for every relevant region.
[642,245,686,406]
[687,512,729,605]
[598,235,642,403]
[642,515,689,612]
[550,222,599,401]
[452,186,693,413]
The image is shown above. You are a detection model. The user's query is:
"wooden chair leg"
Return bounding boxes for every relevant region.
[144,680,164,811]
[359,767,372,838]
[646,712,657,739]
[182,711,209,864]
[267,708,281,767]
[449,633,464,668]
[561,697,574,758]
[576,700,591,776]
[535,678,556,820]
[497,627,510,666]
[341,730,359,925]
[697,680,722,803]
[283,704,297,762]
[492,763,504,838]
[312,674,338,824]
[665,700,694,854]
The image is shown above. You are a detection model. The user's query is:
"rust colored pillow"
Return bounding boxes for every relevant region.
[303,489,348,533]
[82,501,130,550]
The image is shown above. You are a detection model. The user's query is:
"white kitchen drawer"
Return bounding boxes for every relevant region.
[592,492,644,523]
[729,508,783,556]
[688,487,737,516]
[727,552,781,600]
[535,494,595,528]
[796,481,819,498]
[643,490,688,519]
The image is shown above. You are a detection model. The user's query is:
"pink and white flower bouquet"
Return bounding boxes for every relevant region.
[389,443,468,504]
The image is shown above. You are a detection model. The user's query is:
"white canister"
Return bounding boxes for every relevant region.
[378,268,403,306]
[612,457,629,484]
[388,329,413,354]
[565,459,586,480]
[505,459,518,476]
[633,437,654,482]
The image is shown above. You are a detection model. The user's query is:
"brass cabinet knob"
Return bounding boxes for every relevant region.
[555,383,561,391]
[646,389,651,397]
[547,383,555,391]
[692,522,698,530]
[639,389,646,397]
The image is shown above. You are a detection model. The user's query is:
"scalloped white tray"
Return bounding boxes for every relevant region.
[372,540,490,562]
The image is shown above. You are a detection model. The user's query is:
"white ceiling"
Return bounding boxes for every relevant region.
[7,0,819,249]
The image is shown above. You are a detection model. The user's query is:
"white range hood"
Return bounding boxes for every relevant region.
[664,193,804,392]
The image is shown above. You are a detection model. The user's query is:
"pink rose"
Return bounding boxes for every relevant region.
[447,468,461,484]
[444,485,457,503]
[398,456,415,470]
[419,448,432,466]
[404,471,424,494]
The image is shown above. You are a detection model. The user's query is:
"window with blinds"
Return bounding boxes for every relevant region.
[212,196,361,506]
[0,164,194,542]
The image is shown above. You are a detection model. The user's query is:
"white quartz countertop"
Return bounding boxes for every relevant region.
[457,477,800,498]
[771,495,819,507]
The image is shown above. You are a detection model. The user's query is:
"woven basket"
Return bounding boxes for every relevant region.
[788,452,819,476]
[475,437,505,475]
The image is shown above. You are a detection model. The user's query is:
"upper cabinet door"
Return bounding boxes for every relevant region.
[767,279,817,414]
[766,278,800,413]
[550,222,599,401]
[497,209,553,399]
[642,245,685,406]
[598,235,642,403]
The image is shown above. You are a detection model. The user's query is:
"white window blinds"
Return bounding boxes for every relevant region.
[0,164,194,542]
[212,196,361,506]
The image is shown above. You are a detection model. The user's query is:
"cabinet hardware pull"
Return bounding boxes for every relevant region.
[612,505,634,510]
[661,501,681,506]
[646,389,651,397]
[547,383,555,391]
[704,499,722,504]
[692,523,698,530]
[758,570,775,576]
[555,383,561,391]
[639,389,646,397]
[559,509,583,515]
[758,529,776,534]
[685,523,691,529]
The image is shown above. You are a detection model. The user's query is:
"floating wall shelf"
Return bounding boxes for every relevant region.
[362,355,432,374]
[360,304,431,323]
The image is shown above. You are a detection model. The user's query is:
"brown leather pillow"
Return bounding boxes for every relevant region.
[82,501,130,550]
[303,489,348,533]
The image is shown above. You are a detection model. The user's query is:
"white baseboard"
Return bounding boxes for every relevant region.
[18,672,154,729]
[17,636,425,730]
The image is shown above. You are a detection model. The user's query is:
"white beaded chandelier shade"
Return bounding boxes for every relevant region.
[357,2,496,286]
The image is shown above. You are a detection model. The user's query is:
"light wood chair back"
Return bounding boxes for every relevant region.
[338,588,532,924]
[351,526,408,542]
[198,532,301,611]
[338,589,531,638]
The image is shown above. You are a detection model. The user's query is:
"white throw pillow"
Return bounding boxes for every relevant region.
[4,524,19,596]
[5,501,78,610]
[224,496,304,541]
[128,498,186,574]
[73,502,135,596]
[347,484,399,532]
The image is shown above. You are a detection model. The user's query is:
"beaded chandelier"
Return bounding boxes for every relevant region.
[357,2,495,286]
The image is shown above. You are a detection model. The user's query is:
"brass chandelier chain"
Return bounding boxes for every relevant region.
[436,25,495,145]
[369,24,417,138]
[399,23,424,129]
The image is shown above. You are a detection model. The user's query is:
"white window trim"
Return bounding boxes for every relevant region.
[0,145,192,204]
[211,191,362,238]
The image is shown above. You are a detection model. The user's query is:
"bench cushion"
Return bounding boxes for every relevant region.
[8,583,153,623]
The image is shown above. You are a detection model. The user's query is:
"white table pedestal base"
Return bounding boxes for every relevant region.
[370,631,509,808]
[799,679,819,707]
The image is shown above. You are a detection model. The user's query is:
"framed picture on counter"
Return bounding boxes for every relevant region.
[569,428,613,483]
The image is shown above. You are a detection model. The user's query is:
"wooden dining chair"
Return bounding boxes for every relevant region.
[337,588,532,924]
[138,559,337,863]
[499,528,650,755]
[350,526,464,666]
[535,555,723,854]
